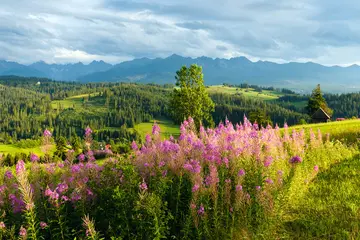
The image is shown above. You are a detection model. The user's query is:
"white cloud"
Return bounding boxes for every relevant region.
[1,0,360,65]
[51,48,130,64]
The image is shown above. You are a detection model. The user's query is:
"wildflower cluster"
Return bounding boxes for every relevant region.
[0,118,354,239]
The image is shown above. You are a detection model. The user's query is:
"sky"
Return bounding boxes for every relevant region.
[1,0,360,66]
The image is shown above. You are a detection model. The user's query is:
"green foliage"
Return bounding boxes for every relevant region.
[306,84,333,116]
[211,93,309,127]
[297,118,307,125]
[70,135,81,153]
[170,64,215,128]
[55,136,67,160]
[249,109,273,127]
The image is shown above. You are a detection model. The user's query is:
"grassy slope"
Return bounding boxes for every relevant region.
[283,155,360,239]
[207,85,283,101]
[133,118,180,139]
[288,119,360,143]
[0,144,55,156]
[99,119,180,139]
[51,92,102,109]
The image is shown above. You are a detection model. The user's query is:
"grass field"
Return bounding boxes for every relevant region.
[133,118,180,139]
[51,92,101,109]
[283,154,360,238]
[207,85,283,101]
[288,119,360,143]
[0,144,55,156]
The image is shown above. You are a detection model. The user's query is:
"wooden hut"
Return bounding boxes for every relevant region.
[311,108,330,123]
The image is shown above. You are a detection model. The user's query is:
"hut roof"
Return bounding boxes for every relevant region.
[311,108,331,120]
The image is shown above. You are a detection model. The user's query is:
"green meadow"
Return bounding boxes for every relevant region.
[207,85,282,101]
[133,118,180,139]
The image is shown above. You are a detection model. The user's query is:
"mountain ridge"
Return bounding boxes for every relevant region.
[1,56,360,92]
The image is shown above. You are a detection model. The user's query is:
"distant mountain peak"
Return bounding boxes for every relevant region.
[348,64,359,68]
[1,55,360,92]
[166,54,182,59]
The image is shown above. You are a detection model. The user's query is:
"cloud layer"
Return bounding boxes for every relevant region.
[1,0,360,65]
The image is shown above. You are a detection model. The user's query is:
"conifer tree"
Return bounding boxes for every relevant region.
[306,84,333,116]
[55,136,68,160]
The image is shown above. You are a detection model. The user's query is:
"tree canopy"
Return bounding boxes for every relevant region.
[169,64,215,127]
[306,84,333,116]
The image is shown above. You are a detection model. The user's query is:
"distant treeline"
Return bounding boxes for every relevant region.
[276,92,360,118]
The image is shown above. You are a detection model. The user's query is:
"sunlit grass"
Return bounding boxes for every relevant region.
[282,155,360,238]
[289,119,360,143]
[207,85,281,100]
[0,144,55,156]
[133,118,180,139]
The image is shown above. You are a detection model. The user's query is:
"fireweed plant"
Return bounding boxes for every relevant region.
[0,117,355,239]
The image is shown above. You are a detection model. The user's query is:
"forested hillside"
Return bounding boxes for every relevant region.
[1,76,360,147]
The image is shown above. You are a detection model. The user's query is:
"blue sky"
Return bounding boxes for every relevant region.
[1,0,359,65]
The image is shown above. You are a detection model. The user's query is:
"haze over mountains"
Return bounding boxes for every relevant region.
[1,55,360,93]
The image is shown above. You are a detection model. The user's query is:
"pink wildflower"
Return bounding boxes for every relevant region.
[264,156,273,167]
[61,196,69,202]
[30,153,39,163]
[19,226,27,237]
[265,178,274,184]
[56,183,68,194]
[40,222,47,229]
[289,156,302,164]
[78,154,85,162]
[43,129,52,137]
[71,192,82,202]
[139,181,148,191]
[314,165,319,172]
[197,204,205,216]
[86,188,94,197]
[238,169,245,176]
[85,127,92,137]
[183,159,201,174]
[152,123,161,135]
[223,158,229,168]
[236,185,243,192]
[192,184,200,192]
[145,134,152,144]
[15,160,26,175]
[131,141,138,151]
[4,170,13,179]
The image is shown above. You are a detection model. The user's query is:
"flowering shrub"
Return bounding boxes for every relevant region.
[0,117,355,239]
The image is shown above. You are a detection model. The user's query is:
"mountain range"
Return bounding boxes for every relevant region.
[1,55,360,93]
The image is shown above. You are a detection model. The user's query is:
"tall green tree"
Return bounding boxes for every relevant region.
[70,134,81,153]
[55,136,68,160]
[249,109,273,127]
[169,64,215,127]
[306,84,333,116]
